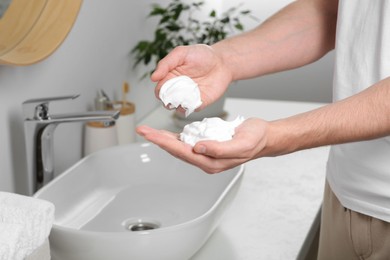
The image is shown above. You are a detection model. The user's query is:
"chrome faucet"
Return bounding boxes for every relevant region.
[22,94,120,195]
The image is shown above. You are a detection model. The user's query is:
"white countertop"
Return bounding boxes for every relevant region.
[138,98,329,260]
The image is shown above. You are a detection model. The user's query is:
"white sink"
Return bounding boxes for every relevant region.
[34,142,244,260]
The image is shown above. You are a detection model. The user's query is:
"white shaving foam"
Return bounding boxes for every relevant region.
[159,76,202,117]
[180,116,245,146]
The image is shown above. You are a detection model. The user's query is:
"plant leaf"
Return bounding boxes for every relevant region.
[241,10,251,15]
[160,15,171,24]
[149,5,166,16]
[173,4,184,20]
[166,23,182,31]
[220,17,230,23]
[235,23,244,31]
[132,0,259,77]
[192,1,204,8]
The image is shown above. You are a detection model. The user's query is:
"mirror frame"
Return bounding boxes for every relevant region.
[0,0,83,66]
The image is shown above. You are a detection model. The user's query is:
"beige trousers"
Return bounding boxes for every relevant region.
[317,182,390,260]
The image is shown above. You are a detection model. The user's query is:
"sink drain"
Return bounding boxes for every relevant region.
[127,222,159,232]
[122,218,160,232]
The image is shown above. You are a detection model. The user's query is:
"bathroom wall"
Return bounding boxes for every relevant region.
[223,0,334,103]
[0,0,171,193]
[0,0,333,194]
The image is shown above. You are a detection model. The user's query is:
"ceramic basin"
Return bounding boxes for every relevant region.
[34,142,244,260]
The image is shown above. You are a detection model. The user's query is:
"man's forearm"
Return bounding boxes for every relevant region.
[212,0,339,81]
[262,77,390,157]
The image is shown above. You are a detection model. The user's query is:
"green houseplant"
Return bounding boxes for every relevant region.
[132,0,256,124]
[132,0,255,76]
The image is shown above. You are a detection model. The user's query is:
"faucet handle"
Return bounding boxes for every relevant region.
[22,94,80,120]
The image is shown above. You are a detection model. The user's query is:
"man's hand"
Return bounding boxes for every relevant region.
[151,44,233,110]
[136,118,269,173]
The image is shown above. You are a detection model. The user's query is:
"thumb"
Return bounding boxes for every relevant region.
[151,46,188,82]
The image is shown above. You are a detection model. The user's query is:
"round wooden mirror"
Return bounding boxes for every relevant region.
[0,0,83,66]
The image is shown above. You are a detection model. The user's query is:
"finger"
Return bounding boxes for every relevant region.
[153,76,173,100]
[136,125,179,140]
[162,143,245,174]
[151,47,186,99]
[193,120,265,159]
[151,46,188,82]
[193,139,253,160]
[197,156,247,174]
[137,125,246,174]
[153,72,187,101]
[138,126,212,166]
[136,125,154,137]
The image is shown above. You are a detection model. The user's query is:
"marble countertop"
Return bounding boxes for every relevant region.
[138,98,329,260]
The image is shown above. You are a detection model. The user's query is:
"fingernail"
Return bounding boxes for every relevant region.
[195,145,206,154]
[136,125,150,136]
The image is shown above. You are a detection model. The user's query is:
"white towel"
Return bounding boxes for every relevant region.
[25,239,50,260]
[0,223,23,260]
[0,192,55,260]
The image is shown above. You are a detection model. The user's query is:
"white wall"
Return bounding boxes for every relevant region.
[0,0,171,194]
[222,0,334,103]
[0,0,334,194]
